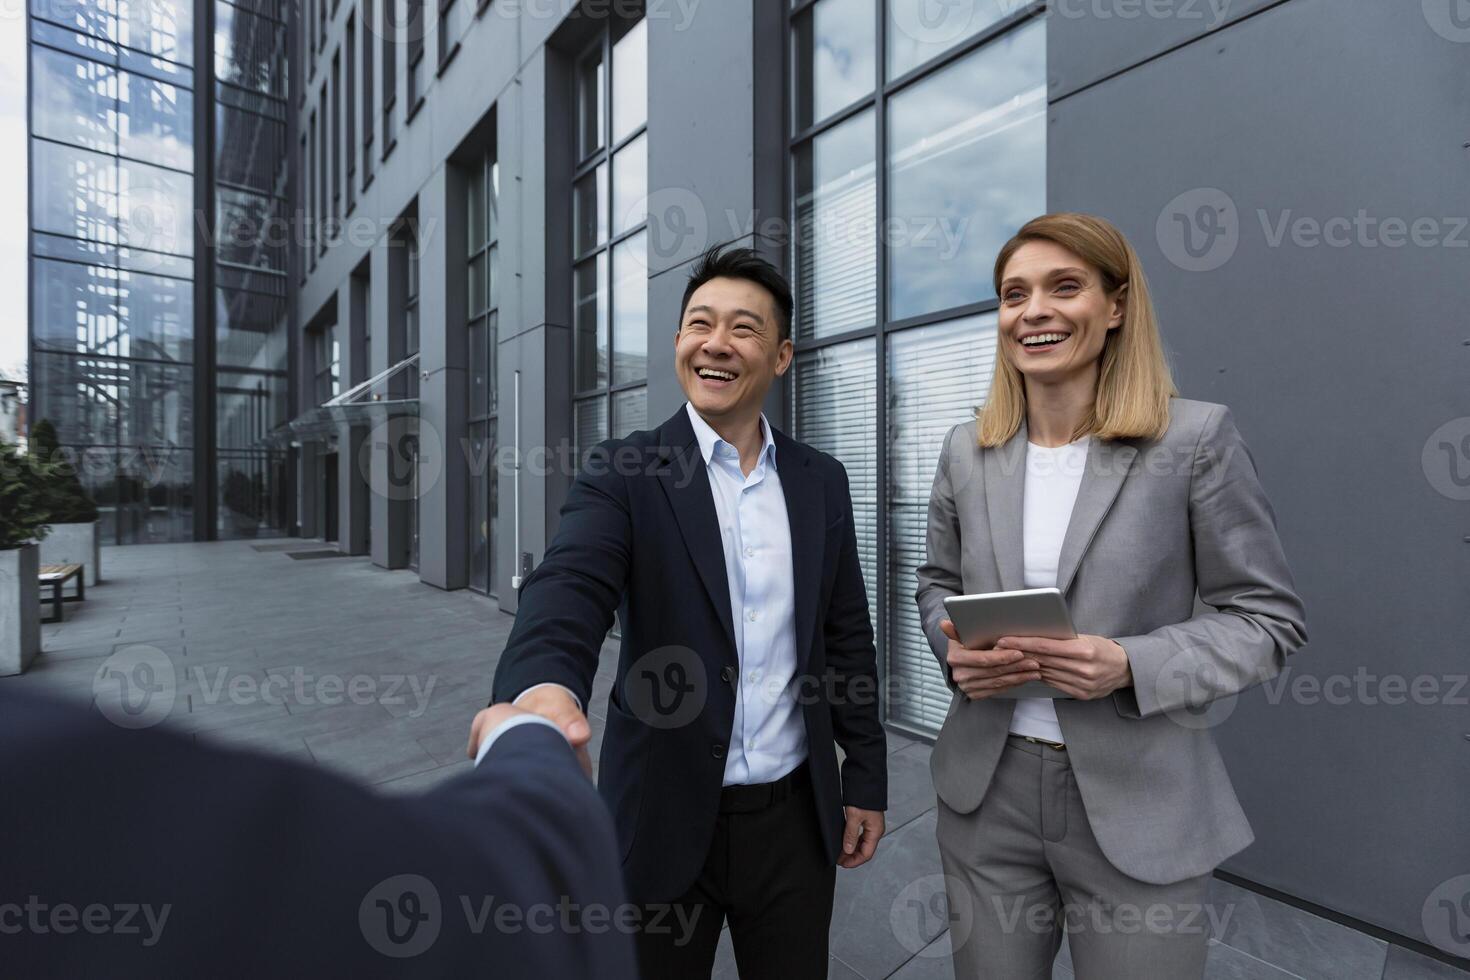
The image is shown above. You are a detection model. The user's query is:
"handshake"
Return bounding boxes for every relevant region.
[466,686,595,777]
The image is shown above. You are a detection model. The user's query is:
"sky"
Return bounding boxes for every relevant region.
[0,15,26,383]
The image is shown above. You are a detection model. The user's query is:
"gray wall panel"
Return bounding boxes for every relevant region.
[1046,0,1275,99]
[1049,0,1470,942]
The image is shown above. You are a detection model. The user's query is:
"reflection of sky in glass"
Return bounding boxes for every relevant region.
[794,109,876,339]
[798,0,874,128]
[611,19,647,145]
[886,0,1011,79]
[612,133,647,237]
[887,20,1045,322]
[611,231,648,385]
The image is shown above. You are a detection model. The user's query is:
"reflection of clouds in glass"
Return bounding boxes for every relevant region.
[795,110,877,340]
[809,0,876,124]
[34,140,121,244]
[612,231,649,385]
[121,159,194,257]
[887,0,1013,79]
[888,22,1046,321]
[121,73,193,171]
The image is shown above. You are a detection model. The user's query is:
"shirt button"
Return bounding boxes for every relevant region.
[747,610,758,622]
[748,670,762,684]
[744,546,755,558]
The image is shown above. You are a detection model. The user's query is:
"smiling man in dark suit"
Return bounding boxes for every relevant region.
[469,246,888,979]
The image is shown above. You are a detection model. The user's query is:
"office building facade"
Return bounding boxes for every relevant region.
[25,0,1470,964]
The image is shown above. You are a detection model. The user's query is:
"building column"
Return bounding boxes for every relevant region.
[335,274,371,555]
[416,166,470,590]
[369,231,411,569]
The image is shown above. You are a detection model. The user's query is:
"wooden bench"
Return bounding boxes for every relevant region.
[39,563,85,624]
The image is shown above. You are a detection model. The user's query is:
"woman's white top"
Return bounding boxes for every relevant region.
[1008,436,1092,744]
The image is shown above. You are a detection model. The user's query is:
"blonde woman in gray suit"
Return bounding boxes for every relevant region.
[915,212,1307,979]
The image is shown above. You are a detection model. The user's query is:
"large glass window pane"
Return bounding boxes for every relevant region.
[574,396,608,467]
[31,0,120,46]
[33,351,194,447]
[577,49,604,161]
[887,0,1008,80]
[215,103,285,194]
[214,3,286,95]
[468,315,487,413]
[487,310,498,414]
[574,252,608,391]
[122,157,195,256]
[611,18,646,145]
[121,0,194,66]
[468,251,486,314]
[32,259,118,356]
[120,268,194,360]
[217,186,284,270]
[467,161,485,249]
[886,314,998,731]
[887,20,1045,321]
[611,230,647,385]
[793,339,877,607]
[31,47,116,154]
[33,139,120,244]
[574,163,607,255]
[793,108,875,340]
[611,132,646,237]
[793,0,874,132]
[612,386,647,439]
[215,286,286,372]
[121,70,192,169]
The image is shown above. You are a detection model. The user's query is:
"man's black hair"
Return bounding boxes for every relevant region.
[680,246,794,341]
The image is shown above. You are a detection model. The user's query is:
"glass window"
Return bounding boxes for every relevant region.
[121,0,194,66]
[31,47,116,154]
[794,339,878,606]
[574,163,608,255]
[574,252,608,392]
[574,396,608,465]
[793,0,874,132]
[793,108,876,340]
[577,48,603,161]
[121,157,195,257]
[887,0,1009,80]
[611,231,647,386]
[611,133,646,237]
[610,18,646,146]
[886,314,998,731]
[887,19,1045,321]
[31,259,121,356]
[33,139,120,244]
[612,387,647,439]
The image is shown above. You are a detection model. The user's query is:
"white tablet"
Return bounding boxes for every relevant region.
[942,588,1076,699]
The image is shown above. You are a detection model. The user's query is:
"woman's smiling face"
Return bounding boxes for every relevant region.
[997,239,1127,386]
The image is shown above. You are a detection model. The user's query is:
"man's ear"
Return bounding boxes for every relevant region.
[774,337,795,376]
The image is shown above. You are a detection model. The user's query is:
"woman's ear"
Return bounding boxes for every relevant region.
[1108,283,1129,330]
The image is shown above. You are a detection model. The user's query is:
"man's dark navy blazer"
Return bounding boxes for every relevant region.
[493,406,888,903]
[0,688,637,978]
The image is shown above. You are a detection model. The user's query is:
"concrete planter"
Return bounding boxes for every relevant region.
[39,520,101,586]
[1,543,41,676]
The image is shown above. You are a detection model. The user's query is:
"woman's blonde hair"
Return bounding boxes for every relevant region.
[977,212,1177,447]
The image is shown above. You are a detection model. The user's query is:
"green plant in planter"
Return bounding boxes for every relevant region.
[28,419,99,524]
[0,442,54,551]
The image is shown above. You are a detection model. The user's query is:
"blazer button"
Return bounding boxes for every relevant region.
[711,743,726,760]
[720,665,735,685]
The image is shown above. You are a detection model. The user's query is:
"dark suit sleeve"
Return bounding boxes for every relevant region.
[0,690,638,979]
[824,461,888,812]
[1112,406,1309,719]
[491,442,632,707]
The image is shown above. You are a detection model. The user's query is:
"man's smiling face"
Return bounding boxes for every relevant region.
[675,276,793,421]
